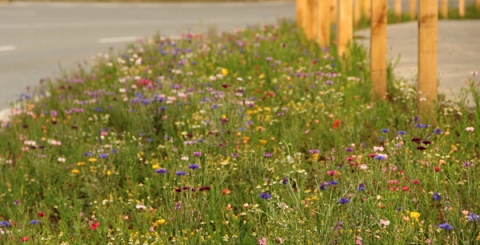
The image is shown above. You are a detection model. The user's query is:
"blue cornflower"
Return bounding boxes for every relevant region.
[175,170,186,176]
[281,177,289,185]
[381,128,389,133]
[433,192,442,201]
[374,155,386,160]
[188,164,199,170]
[358,183,365,191]
[259,192,272,200]
[0,221,11,227]
[338,198,349,205]
[327,180,338,186]
[156,168,167,174]
[434,128,443,134]
[30,220,40,225]
[468,213,480,222]
[99,153,109,159]
[415,123,429,129]
[397,131,407,135]
[319,183,327,191]
[438,222,453,230]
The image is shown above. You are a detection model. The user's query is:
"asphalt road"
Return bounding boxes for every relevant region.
[0,1,295,109]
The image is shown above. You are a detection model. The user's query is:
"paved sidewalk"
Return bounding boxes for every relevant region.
[355,20,480,102]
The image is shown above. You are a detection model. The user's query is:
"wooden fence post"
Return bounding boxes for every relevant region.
[441,0,448,19]
[395,0,403,21]
[459,0,465,18]
[354,0,361,26]
[303,0,315,39]
[331,0,338,24]
[371,0,387,100]
[296,0,306,29]
[418,0,438,122]
[477,0,480,8]
[337,0,353,57]
[317,0,332,48]
[362,0,371,20]
[409,0,416,20]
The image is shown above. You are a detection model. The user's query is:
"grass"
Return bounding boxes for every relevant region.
[1,13,480,245]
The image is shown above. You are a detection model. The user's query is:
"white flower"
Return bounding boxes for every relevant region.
[466,127,475,132]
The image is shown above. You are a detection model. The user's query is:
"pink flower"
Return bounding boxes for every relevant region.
[258,237,267,245]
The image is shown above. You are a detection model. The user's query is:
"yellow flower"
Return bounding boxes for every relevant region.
[410,211,421,221]
[88,158,97,162]
[71,169,80,174]
[259,140,267,145]
[152,164,160,169]
[154,219,167,227]
[221,68,228,76]
[77,162,85,166]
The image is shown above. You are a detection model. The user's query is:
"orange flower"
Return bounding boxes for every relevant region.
[333,119,341,129]
[222,189,231,195]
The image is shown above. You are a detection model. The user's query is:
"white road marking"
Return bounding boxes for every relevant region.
[0,45,15,52]
[98,36,139,44]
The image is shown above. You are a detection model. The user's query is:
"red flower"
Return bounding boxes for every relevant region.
[332,119,341,129]
[21,236,29,242]
[434,166,440,172]
[37,212,45,217]
[327,171,337,176]
[402,186,409,191]
[411,179,420,185]
[91,222,100,231]
[222,189,231,195]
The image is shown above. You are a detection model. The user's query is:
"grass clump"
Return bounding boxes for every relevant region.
[0,19,480,244]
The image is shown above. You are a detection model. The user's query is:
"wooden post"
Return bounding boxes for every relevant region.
[337,0,353,57]
[395,0,402,21]
[362,0,371,20]
[409,0,416,20]
[318,0,332,48]
[296,0,306,28]
[331,0,338,24]
[477,0,480,8]
[418,0,438,122]
[459,0,465,18]
[440,0,448,19]
[371,0,387,100]
[354,0,361,26]
[303,0,314,39]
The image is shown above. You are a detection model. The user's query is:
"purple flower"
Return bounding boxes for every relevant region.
[99,153,109,159]
[433,192,441,201]
[259,192,272,200]
[319,183,327,191]
[192,152,202,157]
[374,155,386,160]
[438,222,453,230]
[381,128,389,133]
[264,152,273,158]
[358,183,365,191]
[468,213,480,222]
[189,164,199,170]
[397,131,407,135]
[30,220,40,225]
[156,168,167,174]
[338,198,349,205]
[344,147,354,152]
[327,180,338,186]
[175,170,186,176]
[434,128,442,134]
[309,149,319,154]
[281,177,289,185]
[199,186,211,191]
[0,221,11,227]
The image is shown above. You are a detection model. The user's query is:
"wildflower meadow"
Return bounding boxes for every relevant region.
[1,18,480,244]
